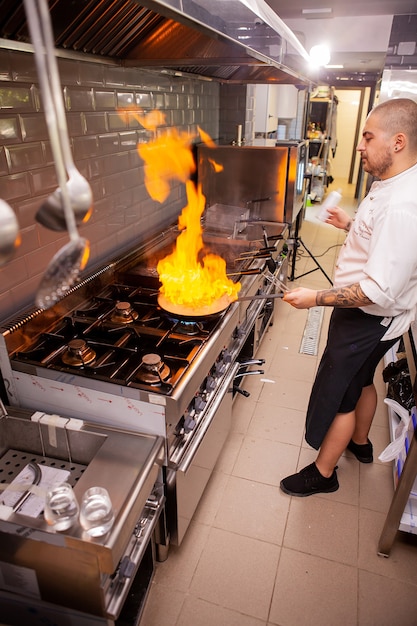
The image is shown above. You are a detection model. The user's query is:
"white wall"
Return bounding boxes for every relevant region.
[332,89,370,181]
[254,84,299,136]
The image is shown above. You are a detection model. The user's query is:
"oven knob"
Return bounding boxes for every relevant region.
[205,376,216,391]
[222,349,232,363]
[183,415,196,433]
[117,556,136,582]
[215,361,226,375]
[234,325,245,339]
[194,396,207,412]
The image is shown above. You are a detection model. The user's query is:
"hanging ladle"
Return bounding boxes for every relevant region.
[24,0,90,309]
[33,0,92,232]
[0,198,21,266]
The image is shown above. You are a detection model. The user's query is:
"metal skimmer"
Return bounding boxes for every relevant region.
[299,307,324,356]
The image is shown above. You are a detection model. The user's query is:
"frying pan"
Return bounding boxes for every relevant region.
[158,291,284,320]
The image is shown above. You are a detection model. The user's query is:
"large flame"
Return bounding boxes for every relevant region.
[128,109,240,309]
[157,181,240,308]
[138,130,196,203]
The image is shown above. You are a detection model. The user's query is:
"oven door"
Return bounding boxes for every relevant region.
[166,362,239,545]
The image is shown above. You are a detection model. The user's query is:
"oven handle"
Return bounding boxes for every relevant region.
[176,362,239,475]
[105,488,165,619]
[234,369,264,379]
[238,358,265,367]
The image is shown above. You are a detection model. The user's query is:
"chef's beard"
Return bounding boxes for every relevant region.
[362,146,393,178]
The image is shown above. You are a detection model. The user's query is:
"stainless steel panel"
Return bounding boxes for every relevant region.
[379,68,417,103]
[167,363,238,545]
[198,145,289,223]
[0,408,164,616]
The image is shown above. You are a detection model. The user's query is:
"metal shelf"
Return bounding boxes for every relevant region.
[378,328,417,556]
[306,93,336,202]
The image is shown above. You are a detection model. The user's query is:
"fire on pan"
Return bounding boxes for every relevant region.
[130,109,241,322]
[157,292,234,320]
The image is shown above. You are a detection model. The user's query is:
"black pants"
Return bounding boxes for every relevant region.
[305,308,400,450]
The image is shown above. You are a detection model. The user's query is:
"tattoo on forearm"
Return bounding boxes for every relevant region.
[316,284,373,307]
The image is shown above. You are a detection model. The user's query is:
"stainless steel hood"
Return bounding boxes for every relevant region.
[0,0,312,84]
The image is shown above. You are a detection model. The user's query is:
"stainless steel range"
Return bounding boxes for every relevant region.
[0,216,288,546]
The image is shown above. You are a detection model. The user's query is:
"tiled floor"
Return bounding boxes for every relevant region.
[142,180,417,626]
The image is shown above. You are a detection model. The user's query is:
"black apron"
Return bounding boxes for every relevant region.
[305,308,398,450]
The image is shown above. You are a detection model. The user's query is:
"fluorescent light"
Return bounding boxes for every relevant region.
[325,64,344,69]
[302,7,333,18]
[302,7,332,14]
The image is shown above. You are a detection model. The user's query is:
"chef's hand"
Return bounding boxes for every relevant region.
[283,287,317,309]
[325,206,352,231]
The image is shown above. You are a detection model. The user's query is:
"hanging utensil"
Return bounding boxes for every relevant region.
[34,0,92,232]
[35,156,93,230]
[24,0,90,309]
[0,199,20,266]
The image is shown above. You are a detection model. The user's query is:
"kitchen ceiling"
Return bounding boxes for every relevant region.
[0,0,314,85]
[267,0,417,85]
[0,0,415,86]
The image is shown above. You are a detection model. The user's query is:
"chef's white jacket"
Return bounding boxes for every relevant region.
[334,162,417,340]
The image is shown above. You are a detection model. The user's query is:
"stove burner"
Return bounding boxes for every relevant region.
[174,320,205,336]
[136,353,170,385]
[110,301,139,324]
[62,339,96,367]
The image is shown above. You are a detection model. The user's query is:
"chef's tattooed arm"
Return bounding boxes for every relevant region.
[283,284,373,309]
[316,283,372,307]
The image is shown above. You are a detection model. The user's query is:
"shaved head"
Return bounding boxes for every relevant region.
[370,98,417,153]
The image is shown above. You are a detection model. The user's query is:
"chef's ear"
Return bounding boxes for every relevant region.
[393,133,406,152]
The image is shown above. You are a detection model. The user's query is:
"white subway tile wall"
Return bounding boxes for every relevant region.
[0,50,251,322]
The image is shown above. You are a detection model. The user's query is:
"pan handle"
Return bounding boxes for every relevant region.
[236,292,284,302]
[227,268,264,277]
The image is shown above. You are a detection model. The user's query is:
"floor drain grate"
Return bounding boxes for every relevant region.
[299,306,324,356]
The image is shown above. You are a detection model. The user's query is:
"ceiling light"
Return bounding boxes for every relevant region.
[325,64,344,69]
[309,44,331,66]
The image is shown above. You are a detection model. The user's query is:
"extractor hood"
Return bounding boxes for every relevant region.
[0,0,313,85]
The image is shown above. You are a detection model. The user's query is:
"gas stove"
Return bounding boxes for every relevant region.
[11,282,219,396]
[0,218,288,546]
[1,221,287,427]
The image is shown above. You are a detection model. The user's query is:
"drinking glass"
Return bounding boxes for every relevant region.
[79,486,114,537]
[44,482,79,531]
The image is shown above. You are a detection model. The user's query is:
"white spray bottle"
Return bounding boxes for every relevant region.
[317,189,342,221]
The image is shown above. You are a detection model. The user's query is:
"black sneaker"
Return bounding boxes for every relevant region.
[280,462,339,497]
[346,439,373,463]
